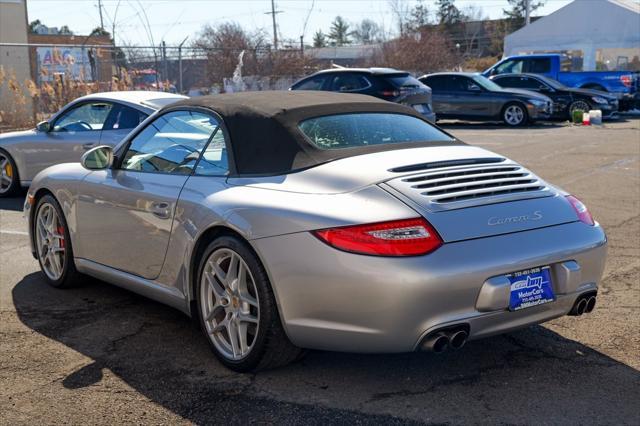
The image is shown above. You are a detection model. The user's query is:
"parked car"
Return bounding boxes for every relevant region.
[25,91,607,372]
[0,91,187,197]
[490,73,619,120]
[482,54,639,110]
[290,67,436,123]
[418,72,553,126]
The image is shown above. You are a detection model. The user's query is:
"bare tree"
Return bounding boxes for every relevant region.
[194,22,308,89]
[371,28,456,74]
[193,23,265,87]
[388,0,411,36]
[459,4,487,57]
[352,19,382,44]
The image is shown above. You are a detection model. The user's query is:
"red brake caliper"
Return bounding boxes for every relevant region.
[57,226,65,248]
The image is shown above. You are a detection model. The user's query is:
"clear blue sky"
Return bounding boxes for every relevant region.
[27,0,577,47]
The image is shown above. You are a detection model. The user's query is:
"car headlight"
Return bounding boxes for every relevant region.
[592,96,609,104]
[528,99,547,107]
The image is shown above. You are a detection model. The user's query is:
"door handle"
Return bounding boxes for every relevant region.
[82,143,97,150]
[149,202,171,219]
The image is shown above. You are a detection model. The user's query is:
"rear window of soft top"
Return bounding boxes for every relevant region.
[298,112,453,150]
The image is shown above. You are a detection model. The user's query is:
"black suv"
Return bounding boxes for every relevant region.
[290,68,436,123]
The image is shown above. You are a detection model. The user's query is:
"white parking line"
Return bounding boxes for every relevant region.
[0,230,28,236]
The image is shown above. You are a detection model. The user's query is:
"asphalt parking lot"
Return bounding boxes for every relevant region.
[1,117,639,425]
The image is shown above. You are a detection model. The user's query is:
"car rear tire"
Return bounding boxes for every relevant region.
[502,103,528,127]
[196,235,304,372]
[0,149,20,198]
[34,194,83,288]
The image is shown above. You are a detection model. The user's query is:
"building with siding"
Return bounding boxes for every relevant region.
[0,0,33,117]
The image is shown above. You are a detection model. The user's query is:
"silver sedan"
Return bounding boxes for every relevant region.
[24,91,607,372]
[0,91,187,197]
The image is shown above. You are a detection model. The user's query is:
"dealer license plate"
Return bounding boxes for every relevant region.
[508,266,555,311]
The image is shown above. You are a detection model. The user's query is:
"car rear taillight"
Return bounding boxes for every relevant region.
[566,195,595,226]
[313,218,442,256]
[620,75,633,88]
[379,90,400,98]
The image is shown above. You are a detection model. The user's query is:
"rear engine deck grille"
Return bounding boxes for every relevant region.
[386,160,549,210]
[436,185,543,203]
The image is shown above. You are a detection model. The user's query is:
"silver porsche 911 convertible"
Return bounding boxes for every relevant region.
[24,91,607,372]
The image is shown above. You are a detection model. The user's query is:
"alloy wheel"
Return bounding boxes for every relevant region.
[35,203,66,280]
[504,105,525,126]
[569,100,590,115]
[0,153,14,194]
[200,248,260,361]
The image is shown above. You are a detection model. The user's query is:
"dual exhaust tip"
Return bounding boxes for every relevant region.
[569,293,597,316]
[422,293,597,352]
[421,328,468,353]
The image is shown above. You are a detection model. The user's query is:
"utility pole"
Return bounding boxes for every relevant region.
[162,40,168,86]
[178,36,188,94]
[98,0,105,30]
[265,0,282,50]
[525,0,531,25]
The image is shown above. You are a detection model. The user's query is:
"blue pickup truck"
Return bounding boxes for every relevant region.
[483,54,639,110]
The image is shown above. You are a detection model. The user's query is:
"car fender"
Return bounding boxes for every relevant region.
[162,178,419,309]
[26,163,92,255]
[0,129,40,185]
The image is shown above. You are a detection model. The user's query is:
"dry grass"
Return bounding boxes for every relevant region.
[0,65,135,131]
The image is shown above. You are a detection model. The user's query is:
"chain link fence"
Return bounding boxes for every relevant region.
[0,42,320,130]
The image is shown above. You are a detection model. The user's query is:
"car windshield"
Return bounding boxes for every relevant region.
[471,75,504,92]
[298,113,453,150]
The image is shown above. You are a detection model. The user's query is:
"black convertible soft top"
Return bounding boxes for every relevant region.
[169,91,459,175]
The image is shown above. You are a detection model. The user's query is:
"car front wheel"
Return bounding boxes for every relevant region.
[196,236,303,372]
[34,194,83,288]
[568,100,592,118]
[502,103,528,127]
[0,149,20,198]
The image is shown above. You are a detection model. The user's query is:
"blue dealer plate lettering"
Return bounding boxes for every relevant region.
[508,266,555,311]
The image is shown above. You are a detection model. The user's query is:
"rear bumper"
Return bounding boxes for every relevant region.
[252,221,607,353]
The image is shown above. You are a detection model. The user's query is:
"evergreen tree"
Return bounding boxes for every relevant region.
[435,0,463,25]
[328,16,351,46]
[408,0,431,31]
[503,0,546,21]
[313,30,326,48]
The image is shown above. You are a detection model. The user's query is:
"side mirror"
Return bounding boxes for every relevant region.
[469,84,482,92]
[36,121,51,132]
[81,145,114,170]
[539,86,554,93]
